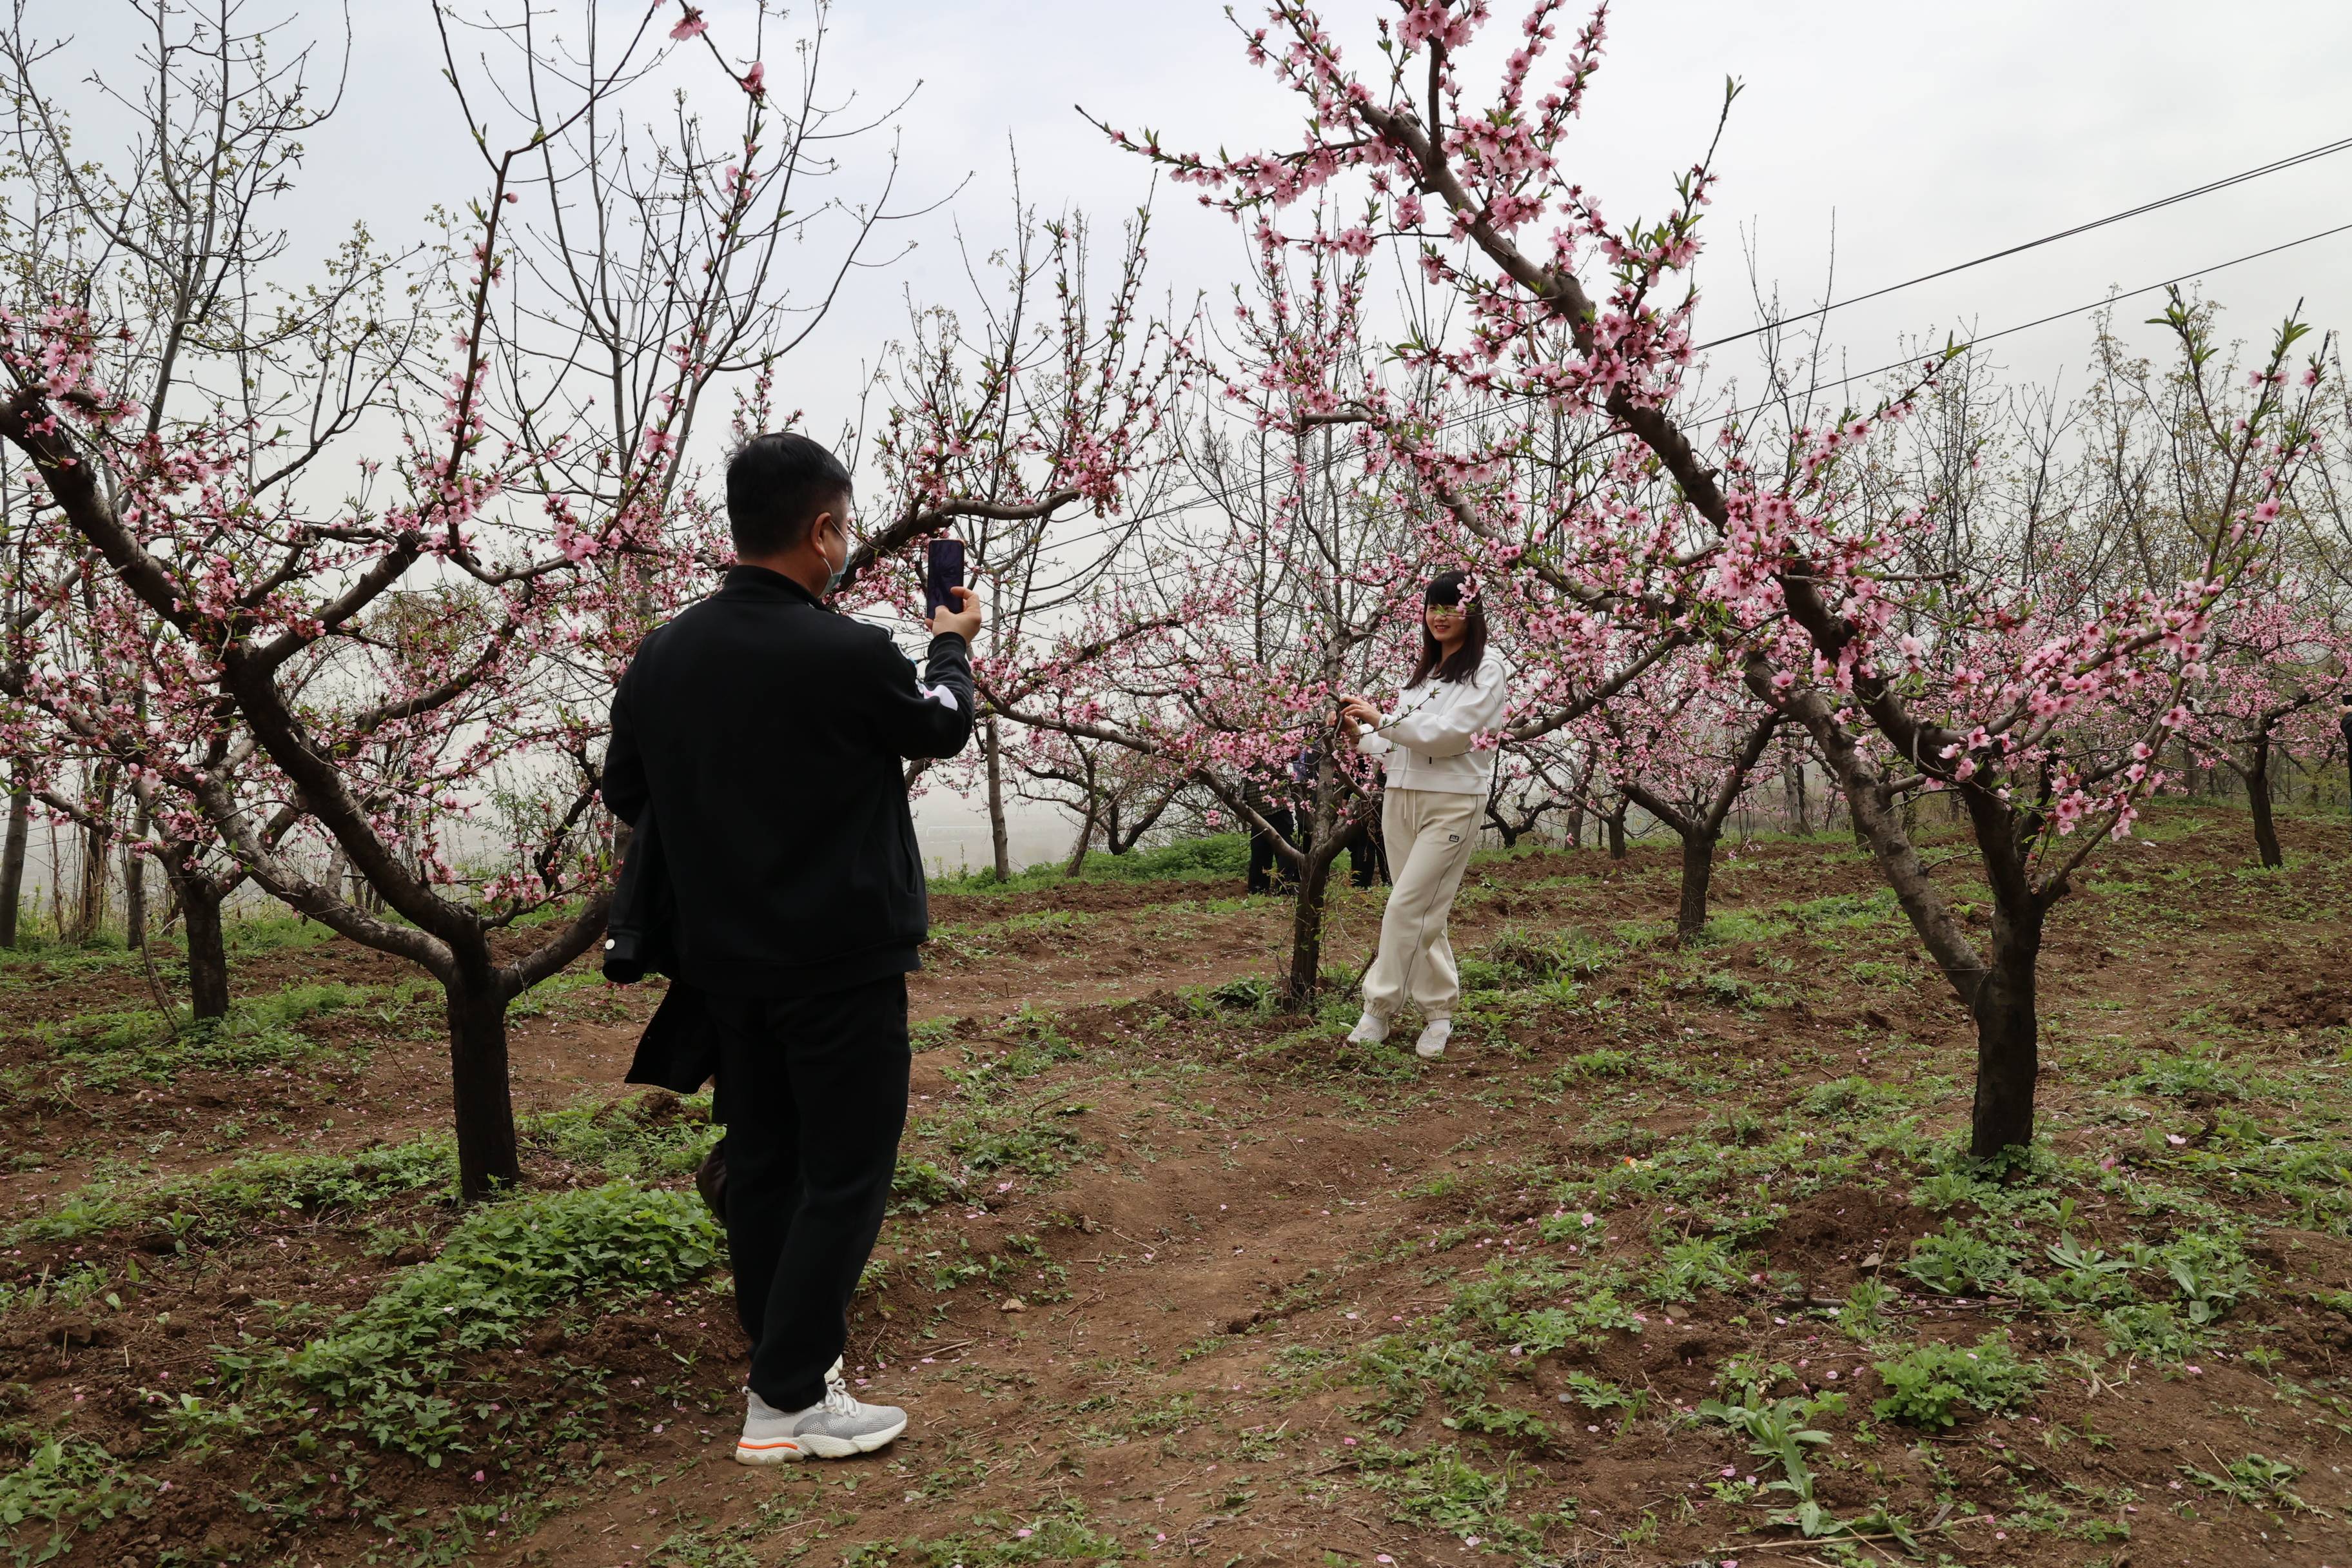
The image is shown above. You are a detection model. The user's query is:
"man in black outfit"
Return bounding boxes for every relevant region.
[602,433,978,1464]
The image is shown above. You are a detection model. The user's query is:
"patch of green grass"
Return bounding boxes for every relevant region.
[1355,1337,1499,1431]
[1553,1048,1636,1083]
[259,1181,721,1460]
[929,832,1250,895]
[839,1500,1126,1565]
[2037,1233,2137,1308]
[1779,888,1901,932]
[21,979,394,1093]
[2139,1228,2255,1325]
[1899,1220,2019,1297]
[6,1092,718,1248]
[5,1136,460,1248]
[1694,908,1796,946]
[2121,1043,2250,1101]
[2179,1453,2318,1513]
[2095,1302,2210,1361]
[1355,1444,1541,1548]
[1872,1333,2043,1428]
[0,1434,153,1562]
[1802,1075,1913,1121]
[1644,1235,1745,1303]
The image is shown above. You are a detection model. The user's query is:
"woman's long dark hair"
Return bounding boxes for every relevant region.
[1405,571,1487,687]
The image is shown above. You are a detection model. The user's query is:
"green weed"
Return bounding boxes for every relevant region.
[249,1181,720,1461]
[1899,1220,2018,1297]
[1871,1333,2043,1428]
[0,1435,152,1562]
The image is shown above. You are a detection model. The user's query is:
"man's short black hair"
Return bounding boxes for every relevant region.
[727,432,854,558]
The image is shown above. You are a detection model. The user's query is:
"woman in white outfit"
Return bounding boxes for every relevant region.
[1337,572,1511,1060]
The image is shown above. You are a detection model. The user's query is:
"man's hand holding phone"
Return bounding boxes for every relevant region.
[932,585,983,643]
[924,537,981,641]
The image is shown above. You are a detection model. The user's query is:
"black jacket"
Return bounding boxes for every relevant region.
[604,812,714,1095]
[602,565,975,999]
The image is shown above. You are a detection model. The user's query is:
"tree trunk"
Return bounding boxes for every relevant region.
[122,804,149,952]
[984,718,1012,882]
[0,779,28,948]
[446,967,523,1203]
[1967,900,2044,1159]
[44,818,61,937]
[1605,805,1627,859]
[2247,734,2284,869]
[1064,804,1095,879]
[71,829,105,945]
[179,876,231,1021]
[1675,830,1715,944]
[1279,852,1334,1011]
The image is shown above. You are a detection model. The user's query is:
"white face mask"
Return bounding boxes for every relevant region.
[822,516,851,593]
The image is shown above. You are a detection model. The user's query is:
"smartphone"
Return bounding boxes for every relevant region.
[925,536,965,619]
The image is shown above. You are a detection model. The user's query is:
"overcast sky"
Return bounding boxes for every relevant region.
[37,0,2351,436]
[31,0,2352,865]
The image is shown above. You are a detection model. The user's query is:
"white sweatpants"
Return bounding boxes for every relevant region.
[1362,787,1483,1022]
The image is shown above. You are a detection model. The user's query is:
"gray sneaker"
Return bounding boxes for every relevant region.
[734,1364,907,1464]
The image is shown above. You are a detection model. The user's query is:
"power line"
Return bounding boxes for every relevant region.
[1716,217,2352,423]
[1692,132,2352,352]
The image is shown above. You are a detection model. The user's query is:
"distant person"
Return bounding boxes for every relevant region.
[1243,772,1298,896]
[1335,571,1511,1059]
[603,432,980,1465]
[1341,796,1389,888]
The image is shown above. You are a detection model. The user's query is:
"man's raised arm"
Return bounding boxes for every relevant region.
[860,586,982,761]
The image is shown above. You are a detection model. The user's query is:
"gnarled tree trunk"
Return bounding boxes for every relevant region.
[2244,731,2284,869]
[177,874,231,1021]
[1280,852,1335,1012]
[122,805,149,952]
[1675,830,1716,943]
[446,952,524,1203]
[1968,901,2044,1157]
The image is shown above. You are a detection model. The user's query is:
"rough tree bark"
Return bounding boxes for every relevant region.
[0,776,27,947]
[2244,730,2284,870]
[122,803,149,951]
[444,951,523,1195]
[175,872,231,1021]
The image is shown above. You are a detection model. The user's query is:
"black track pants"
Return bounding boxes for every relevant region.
[709,974,910,1411]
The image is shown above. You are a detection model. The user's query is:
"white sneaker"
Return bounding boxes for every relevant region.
[1346,1012,1390,1045]
[1415,1019,1451,1059]
[735,1362,906,1463]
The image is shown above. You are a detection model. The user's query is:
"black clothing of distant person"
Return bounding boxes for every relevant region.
[603,431,980,1416]
[1244,748,1384,896]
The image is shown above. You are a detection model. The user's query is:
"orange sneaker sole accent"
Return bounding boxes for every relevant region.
[735,1440,803,1453]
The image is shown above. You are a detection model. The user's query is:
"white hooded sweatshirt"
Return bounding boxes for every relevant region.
[1354,651,1511,795]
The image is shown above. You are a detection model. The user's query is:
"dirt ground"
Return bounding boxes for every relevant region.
[4,807,2351,1568]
